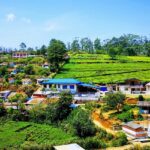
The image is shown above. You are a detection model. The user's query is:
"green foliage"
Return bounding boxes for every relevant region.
[117,111,134,122]
[111,132,127,147]
[67,108,96,137]
[104,92,125,112]
[24,64,35,75]
[47,39,67,71]
[0,66,8,76]
[56,54,150,83]
[0,121,76,149]
[78,137,106,149]
[138,95,145,101]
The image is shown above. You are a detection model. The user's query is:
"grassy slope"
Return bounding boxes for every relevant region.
[0,121,76,149]
[55,54,150,84]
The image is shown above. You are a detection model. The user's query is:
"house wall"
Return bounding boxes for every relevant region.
[146,85,150,94]
[45,84,77,93]
[119,86,131,94]
[122,126,147,138]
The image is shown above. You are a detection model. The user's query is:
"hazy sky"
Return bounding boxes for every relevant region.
[0,0,150,48]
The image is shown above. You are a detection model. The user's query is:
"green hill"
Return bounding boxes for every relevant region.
[55,54,150,84]
[0,121,76,149]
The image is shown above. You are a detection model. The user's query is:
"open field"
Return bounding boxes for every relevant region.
[55,54,150,84]
[0,121,76,149]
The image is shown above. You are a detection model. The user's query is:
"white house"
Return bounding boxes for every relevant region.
[146,83,150,94]
[22,79,32,85]
[116,78,144,94]
[122,121,147,138]
[42,78,80,93]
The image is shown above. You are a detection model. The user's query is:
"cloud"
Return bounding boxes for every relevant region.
[45,22,60,32]
[6,13,16,22]
[21,17,31,24]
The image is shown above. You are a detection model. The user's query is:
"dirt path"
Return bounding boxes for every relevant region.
[92,111,117,135]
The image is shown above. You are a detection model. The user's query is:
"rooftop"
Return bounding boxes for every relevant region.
[42,78,81,85]
[123,121,142,129]
[54,143,84,150]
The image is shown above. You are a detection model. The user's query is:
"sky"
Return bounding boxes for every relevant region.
[0,0,150,49]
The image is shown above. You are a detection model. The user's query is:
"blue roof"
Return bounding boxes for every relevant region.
[42,78,81,85]
[79,83,100,90]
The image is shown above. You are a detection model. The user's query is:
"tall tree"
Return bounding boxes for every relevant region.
[47,39,67,72]
[40,45,47,56]
[80,37,94,53]
[104,92,125,112]
[94,38,101,50]
[20,42,27,50]
[71,39,80,52]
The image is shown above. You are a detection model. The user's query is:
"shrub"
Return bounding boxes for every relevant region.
[138,95,145,101]
[111,132,127,147]
[117,111,134,122]
[78,138,106,149]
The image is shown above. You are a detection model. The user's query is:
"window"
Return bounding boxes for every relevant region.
[63,85,67,89]
[70,85,74,89]
[58,84,60,88]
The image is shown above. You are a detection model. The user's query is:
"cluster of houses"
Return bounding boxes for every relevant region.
[2,77,150,140]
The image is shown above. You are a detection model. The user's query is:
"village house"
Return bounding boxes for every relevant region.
[0,90,11,101]
[116,78,145,94]
[8,78,15,84]
[12,51,28,58]
[42,62,49,69]
[122,121,147,138]
[22,79,32,85]
[137,101,150,114]
[53,143,84,150]
[41,78,101,101]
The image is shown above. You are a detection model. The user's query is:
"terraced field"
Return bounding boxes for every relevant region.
[0,121,76,149]
[55,54,150,83]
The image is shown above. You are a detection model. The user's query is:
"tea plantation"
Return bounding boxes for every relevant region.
[55,54,150,83]
[0,121,76,149]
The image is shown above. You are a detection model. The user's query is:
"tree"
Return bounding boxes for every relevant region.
[80,38,94,53]
[71,39,80,52]
[104,92,125,112]
[47,39,67,72]
[108,47,118,59]
[24,65,35,75]
[40,45,47,56]
[70,108,96,137]
[8,93,27,110]
[20,42,27,50]
[0,98,6,117]
[46,91,72,123]
[94,38,101,50]
[138,95,144,101]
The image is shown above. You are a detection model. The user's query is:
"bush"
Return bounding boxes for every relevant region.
[78,138,106,149]
[67,108,96,137]
[111,132,127,147]
[117,111,134,122]
[138,95,145,101]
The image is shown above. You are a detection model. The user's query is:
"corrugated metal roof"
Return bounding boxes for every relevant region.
[42,78,81,85]
[54,143,84,150]
[124,121,142,129]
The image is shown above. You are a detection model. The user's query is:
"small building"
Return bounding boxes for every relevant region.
[116,78,144,94]
[54,143,84,150]
[0,90,11,101]
[146,83,150,94]
[137,101,150,114]
[42,78,81,93]
[8,78,15,84]
[12,51,28,58]
[32,90,52,98]
[42,62,49,69]
[122,121,147,138]
[22,79,32,85]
